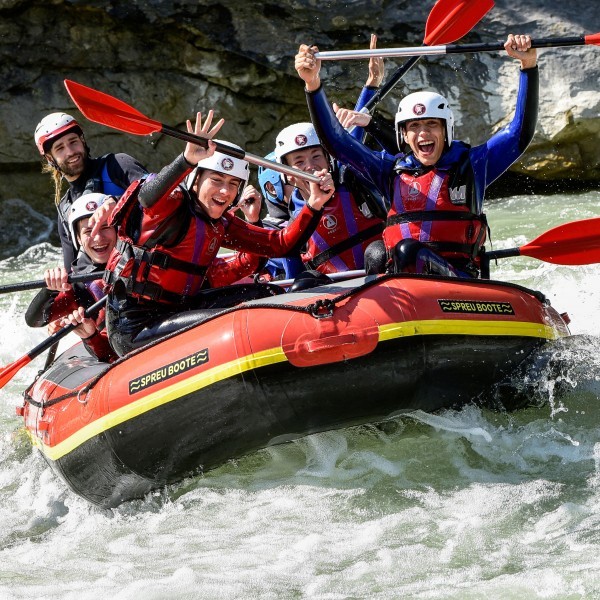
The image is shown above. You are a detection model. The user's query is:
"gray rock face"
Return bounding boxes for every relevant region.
[1,0,598,229]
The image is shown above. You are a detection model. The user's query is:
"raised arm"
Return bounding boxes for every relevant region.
[474,34,539,190]
[139,111,224,209]
[295,44,396,203]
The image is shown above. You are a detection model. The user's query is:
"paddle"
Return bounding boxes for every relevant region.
[0,296,107,390]
[316,32,600,61]
[0,272,99,295]
[360,0,495,114]
[63,80,321,184]
[485,217,600,265]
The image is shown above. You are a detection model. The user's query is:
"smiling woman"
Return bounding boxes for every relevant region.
[185,141,250,219]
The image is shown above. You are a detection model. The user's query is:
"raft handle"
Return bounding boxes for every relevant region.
[77,387,89,405]
[309,299,335,319]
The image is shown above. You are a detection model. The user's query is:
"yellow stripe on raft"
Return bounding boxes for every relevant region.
[378,319,564,342]
[35,318,564,461]
[36,347,289,461]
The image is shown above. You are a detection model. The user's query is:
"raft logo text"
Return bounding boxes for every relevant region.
[128,348,210,394]
[437,299,515,315]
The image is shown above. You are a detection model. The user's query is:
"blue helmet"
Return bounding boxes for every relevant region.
[258,152,286,208]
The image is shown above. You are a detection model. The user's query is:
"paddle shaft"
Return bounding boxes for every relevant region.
[26,296,108,361]
[361,56,421,114]
[0,272,100,295]
[160,125,321,184]
[485,248,520,260]
[316,35,595,61]
[0,295,108,390]
[343,0,495,115]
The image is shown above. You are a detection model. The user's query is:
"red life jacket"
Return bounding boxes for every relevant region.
[302,188,383,273]
[384,169,486,264]
[104,182,222,305]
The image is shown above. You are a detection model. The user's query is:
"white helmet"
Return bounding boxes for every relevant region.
[274,122,322,163]
[395,91,454,150]
[186,140,250,196]
[68,193,109,250]
[34,112,83,155]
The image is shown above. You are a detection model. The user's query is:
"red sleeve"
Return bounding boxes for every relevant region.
[222,204,320,256]
[83,328,118,363]
[206,252,263,287]
[144,186,186,220]
[48,290,79,322]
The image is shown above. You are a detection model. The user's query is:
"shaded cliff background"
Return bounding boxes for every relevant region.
[0,0,598,256]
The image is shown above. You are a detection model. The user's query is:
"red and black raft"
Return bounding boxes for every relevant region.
[20,273,570,507]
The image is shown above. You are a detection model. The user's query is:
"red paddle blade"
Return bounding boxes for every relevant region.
[585,32,600,46]
[424,0,495,46]
[64,79,162,136]
[0,355,32,391]
[520,217,600,265]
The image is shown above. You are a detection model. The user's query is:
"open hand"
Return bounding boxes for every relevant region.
[366,34,384,88]
[183,110,225,166]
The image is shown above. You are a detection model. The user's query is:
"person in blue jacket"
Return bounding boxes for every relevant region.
[295,34,539,279]
[254,34,387,282]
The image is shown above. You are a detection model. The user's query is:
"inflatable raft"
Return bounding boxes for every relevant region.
[19,273,570,507]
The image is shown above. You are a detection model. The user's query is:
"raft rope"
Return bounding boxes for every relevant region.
[22,273,548,410]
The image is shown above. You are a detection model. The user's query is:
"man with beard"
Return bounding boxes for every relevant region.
[34,112,147,271]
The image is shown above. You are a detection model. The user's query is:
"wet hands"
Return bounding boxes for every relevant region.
[295,45,321,92]
[307,169,335,210]
[504,34,537,69]
[89,196,116,238]
[366,34,384,88]
[49,306,97,340]
[183,110,225,166]
[333,103,372,129]
[237,184,262,224]
[44,266,71,292]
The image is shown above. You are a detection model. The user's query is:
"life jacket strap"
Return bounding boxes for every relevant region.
[386,210,484,227]
[306,222,385,270]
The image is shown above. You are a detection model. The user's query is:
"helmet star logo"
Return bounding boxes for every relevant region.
[221,158,234,171]
[412,103,426,116]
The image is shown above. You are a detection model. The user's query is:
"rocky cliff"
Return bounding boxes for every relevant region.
[1,0,598,231]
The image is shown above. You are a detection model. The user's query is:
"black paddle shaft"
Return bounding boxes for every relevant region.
[25,296,108,361]
[0,272,100,295]
[445,36,587,54]
[362,55,421,113]
[160,125,246,158]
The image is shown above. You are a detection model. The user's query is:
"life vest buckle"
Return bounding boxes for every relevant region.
[146,250,170,270]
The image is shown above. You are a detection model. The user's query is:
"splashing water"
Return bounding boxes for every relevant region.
[1,192,600,598]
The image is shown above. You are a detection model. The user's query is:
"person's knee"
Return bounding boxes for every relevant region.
[364,240,387,275]
[289,270,333,292]
[392,239,422,273]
